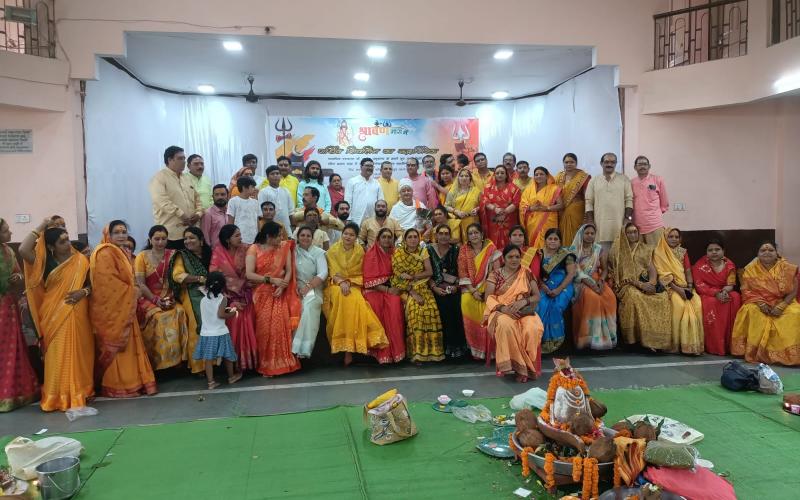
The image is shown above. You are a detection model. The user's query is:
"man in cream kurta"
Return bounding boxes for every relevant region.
[585,153,633,250]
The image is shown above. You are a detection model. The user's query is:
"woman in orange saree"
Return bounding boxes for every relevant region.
[21,219,94,411]
[519,166,563,251]
[731,241,800,365]
[555,153,590,245]
[480,165,521,250]
[90,220,157,398]
[245,221,301,376]
[692,239,741,355]
[0,217,39,411]
[458,223,502,360]
[363,228,406,364]
[211,224,258,371]
[484,245,544,382]
[134,225,188,370]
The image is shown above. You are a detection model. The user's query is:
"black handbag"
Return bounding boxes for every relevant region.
[720,361,759,391]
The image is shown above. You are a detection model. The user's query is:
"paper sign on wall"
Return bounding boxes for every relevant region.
[0,129,33,153]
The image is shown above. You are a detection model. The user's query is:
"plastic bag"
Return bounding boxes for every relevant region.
[65,406,98,422]
[644,440,699,469]
[452,404,492,423]
[4,436,83,480]
[509,387,547,411]
[363,394,417,445]
[720,360,759,391]
[757,363,783,394]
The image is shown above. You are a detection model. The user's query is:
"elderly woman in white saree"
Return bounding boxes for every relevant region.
[389,178,428,232]
[292,226,328,358]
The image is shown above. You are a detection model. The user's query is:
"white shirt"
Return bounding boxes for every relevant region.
[226,196,261,244]
[389,199,426,232]
[200,293,229,337]
[258,185,293,237]
[344,175,381,226]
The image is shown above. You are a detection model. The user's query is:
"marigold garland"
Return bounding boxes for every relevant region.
[613,460,622,488]
[520,447,534,477]
[582,457,599,499]
[539,370,600,441]
[571,456,583,482]
[544,452,556,489]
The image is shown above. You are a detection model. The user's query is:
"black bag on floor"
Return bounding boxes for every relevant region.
[720,361,759,391]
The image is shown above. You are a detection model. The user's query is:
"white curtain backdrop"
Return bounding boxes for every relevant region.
[85,59,619,245]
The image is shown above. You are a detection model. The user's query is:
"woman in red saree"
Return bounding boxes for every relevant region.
[363,228,406,363]
[90,220,157,398]
[210,224,258,371]
[692,239,741,355]
[481,165,521,250]
[245,221,301,376]
[0,217,39,411]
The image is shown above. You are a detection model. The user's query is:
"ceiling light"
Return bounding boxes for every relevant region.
[197,84,215,94]
[491,91,509,99]
[351,90,367,98]
[222,41,242,51]
[366,46,387,58]
[494,49,513,60]
[354,72,370,82]
[774,72,800,93]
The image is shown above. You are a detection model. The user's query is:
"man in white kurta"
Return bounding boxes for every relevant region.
[344,158,382,226]
[585,153,633,250]
[257,165,293,234]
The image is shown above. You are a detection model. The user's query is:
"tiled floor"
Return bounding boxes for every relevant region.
[3,351,797,437]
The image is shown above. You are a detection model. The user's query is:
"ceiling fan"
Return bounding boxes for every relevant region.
[245,74,259,103]
[454,79,481,106]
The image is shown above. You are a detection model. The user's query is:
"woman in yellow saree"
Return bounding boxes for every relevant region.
[484,245,543,383]
[653,228,704,354]
[458,223,502,360]
[134,225,189,370]
[555,153,590,245]
[20,219,95,411]
[391,228,444,363]
[90,220,157,398]
[520,166,563,251]
[445,168,481,244]
[608,223,672,351]
[323,223,388,366]
[168,227,210,374]
[732,241,800,365]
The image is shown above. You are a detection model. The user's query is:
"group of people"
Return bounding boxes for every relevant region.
[1,147,798,413]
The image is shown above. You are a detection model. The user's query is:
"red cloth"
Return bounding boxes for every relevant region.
[328,186,345,215]
[644,466,736,500]
[480,181,521,250]
[692,256,742,355]
[363,244,405,363]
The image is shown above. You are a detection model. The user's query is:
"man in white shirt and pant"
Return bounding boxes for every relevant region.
[344,157,382,226]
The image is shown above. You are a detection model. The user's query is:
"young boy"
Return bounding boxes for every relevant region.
[227,176,260,244]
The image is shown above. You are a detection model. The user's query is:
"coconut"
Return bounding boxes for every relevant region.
[569,412,595,436]
[633,421,657,442]
[515,409,538,431]
[589,398,607,419]
[517,429,545,448]
[611,420,631,433]
[588,436,615,463]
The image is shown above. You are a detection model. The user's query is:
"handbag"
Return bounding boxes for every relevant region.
[364,393,417,445]
[720,361,759,391]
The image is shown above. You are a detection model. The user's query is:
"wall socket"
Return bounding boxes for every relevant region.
[673,203,686,212]
[15,214,31,223]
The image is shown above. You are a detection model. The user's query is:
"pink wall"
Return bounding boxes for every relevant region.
[0,83,84,238]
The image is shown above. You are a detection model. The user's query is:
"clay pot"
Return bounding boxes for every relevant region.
[518,428,545,448]
[515,409,538,432]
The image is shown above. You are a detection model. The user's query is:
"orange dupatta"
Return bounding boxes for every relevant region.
[484,268,535,328]
[740,257,798,307]
[89,232,138,376]
[24,236,89,353]
[253,240,301,329]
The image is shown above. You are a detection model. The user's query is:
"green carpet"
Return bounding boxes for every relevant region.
[3,376,800,499]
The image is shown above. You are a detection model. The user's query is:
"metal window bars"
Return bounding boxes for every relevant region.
[0,0,55,58]
[770,0,800,45]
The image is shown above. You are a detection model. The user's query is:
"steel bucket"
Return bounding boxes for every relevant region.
[35,456,81,500]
